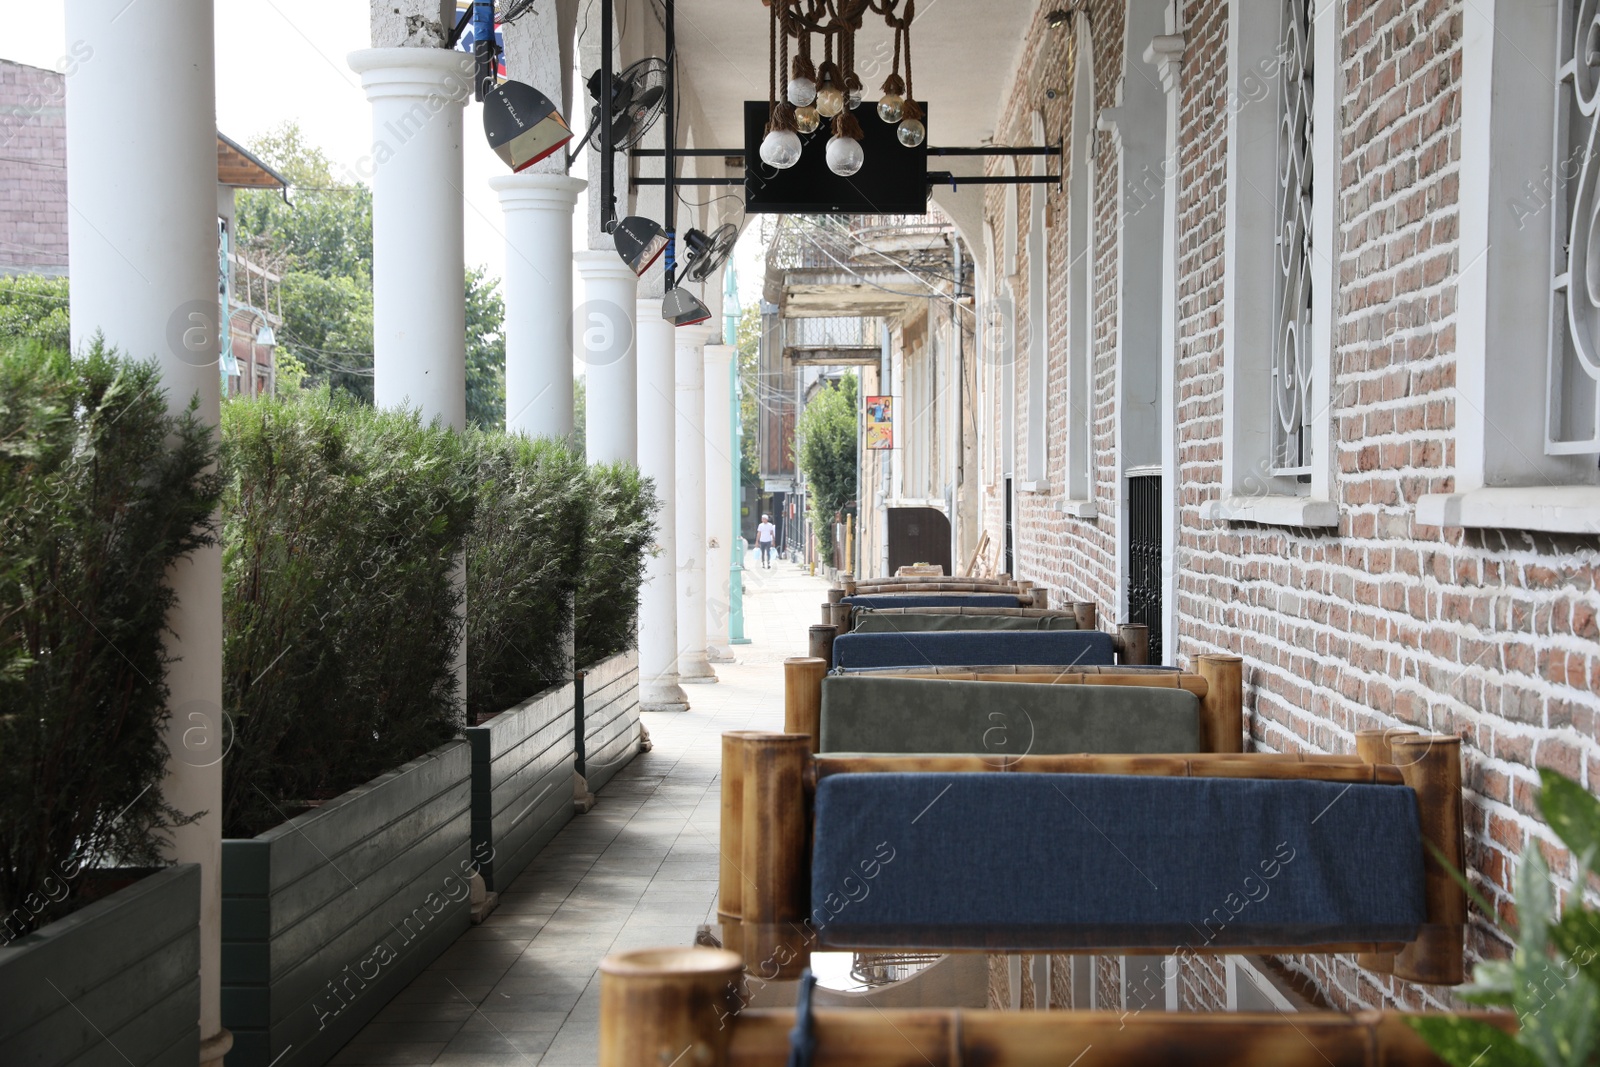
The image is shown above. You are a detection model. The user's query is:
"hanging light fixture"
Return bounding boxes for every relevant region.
[483,80,574,171]
[613,215,668,275]
[663,286,712,326]
[764,1,924,177]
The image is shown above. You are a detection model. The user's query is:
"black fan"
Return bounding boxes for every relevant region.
[681,223,737,283]
[585,57,668,150]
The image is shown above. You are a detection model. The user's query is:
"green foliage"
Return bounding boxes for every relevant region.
[573,377,587,461]
[1408,770,1600,1067]
[465,433,585,720]
[465,267,506,432]
[276,271,374,402]
[735,304,760,491]
[0,340,221,936]
[234,124,373,281]
[574,461,659,668]
[794,372,858,567]
[219,391,475,837]
[0,274,70,352]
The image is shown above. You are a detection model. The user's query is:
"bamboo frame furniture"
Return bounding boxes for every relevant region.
[782,654,1245,755]
[718,729,1465,985]
[598,946,1503,1067]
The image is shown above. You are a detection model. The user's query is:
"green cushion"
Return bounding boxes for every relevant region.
[819,676,1200,756]
[853,611,1078,633]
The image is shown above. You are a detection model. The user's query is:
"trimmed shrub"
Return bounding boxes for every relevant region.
[219,392,475,838]
[465,434,586,722]
[0,340,221,938]
[575,462,658,668]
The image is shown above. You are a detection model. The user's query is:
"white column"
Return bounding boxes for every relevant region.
[703,343,736,662]
[674,325,717,682]
[492,174,585,439]
[348,48,473,428]
[350,46,472,706]
[575,252,639,464]
[64,3,228,1062]
[636,298,689,709]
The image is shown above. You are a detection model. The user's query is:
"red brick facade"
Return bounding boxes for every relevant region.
[965,0,1600,1013]
[0,59,70,276]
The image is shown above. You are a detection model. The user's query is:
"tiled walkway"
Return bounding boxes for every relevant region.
[332,555,826,1066]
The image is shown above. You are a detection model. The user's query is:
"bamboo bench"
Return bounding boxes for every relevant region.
[718,730,1465,986]
[783,655,1244,756]
[825,625,1151,669]
[597,946,1499,1067]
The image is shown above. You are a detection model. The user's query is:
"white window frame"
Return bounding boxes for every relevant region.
[1062,11,1097,517]
[1206,0,1337,528]
[1024,111,1051,491]
[1417,0,1600,534]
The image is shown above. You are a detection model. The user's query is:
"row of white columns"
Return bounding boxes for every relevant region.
[62,10,734,1059]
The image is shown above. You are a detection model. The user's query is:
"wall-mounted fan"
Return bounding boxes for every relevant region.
[577,57,667,154]
[681,223,737,283]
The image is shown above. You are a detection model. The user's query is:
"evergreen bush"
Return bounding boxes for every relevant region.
[574,462,658,668]
[465,433,586,722]
[219,392,475,837]
[795,372,858,567]
[0,341,220,938]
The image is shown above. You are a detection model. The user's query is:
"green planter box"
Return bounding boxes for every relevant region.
[221,740,472,1067]
[0,864,200,1066]
[465,680,578,893]
[577,649,640,793]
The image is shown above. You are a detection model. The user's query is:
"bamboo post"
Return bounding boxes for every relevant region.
[719,732,761,920]
[830,601,852,632]
[821,602,834,626]
[1072,601,1097,630]
[1195,654,1244,753]
[842,576,857,596]
[741,733,811,923]
[828,586,845,608]
[784,656,827,748]
[1391,734,1465,986]
[1032,586,1049,610]
[808,624,839,667]
[1354,728,1417,975]
[1118,623,1151,666]
[598,947,742,1067]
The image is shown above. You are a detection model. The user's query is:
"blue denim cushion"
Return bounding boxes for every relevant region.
[842,594,1022,609]
[832,630,1118,669]
[809,772,1425,950]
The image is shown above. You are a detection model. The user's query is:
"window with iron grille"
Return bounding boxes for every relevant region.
[1271,0,1314,478]
[1126,474,1163,663]
[1549,0,1600,453]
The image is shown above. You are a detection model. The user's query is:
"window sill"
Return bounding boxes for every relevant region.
[1061,498,1098,519]
[1018,480,1050,494]
[1416,486,1600,535]
[1203,495,1339,528]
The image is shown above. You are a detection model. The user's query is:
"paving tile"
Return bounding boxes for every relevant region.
[328,1040,447,1065]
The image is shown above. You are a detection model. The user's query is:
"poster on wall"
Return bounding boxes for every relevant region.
[866,395,894,450]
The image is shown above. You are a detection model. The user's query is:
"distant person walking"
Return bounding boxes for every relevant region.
[756,514,776,568]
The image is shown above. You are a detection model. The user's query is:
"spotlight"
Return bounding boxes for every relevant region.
[613,215,668,275]
[662,287,712,327]
[483,81,572,171]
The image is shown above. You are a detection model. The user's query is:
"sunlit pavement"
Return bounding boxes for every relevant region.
[330,553,829,1066]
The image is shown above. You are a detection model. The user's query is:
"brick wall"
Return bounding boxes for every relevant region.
[965,0,1600,1015]
[0,59,69,275]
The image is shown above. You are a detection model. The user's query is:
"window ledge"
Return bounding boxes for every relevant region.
[1203,495,1339,528]
[1061,498,1098,519]
[1416,486,1600,535]
[1018,480,1050,494]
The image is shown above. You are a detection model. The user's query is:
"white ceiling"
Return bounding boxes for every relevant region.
[667,0,1042,153]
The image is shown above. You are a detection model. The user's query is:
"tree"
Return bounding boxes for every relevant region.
[735,304,761,491]
[794,372,858,567]
[465,267,505,431]
[0,274,70,351]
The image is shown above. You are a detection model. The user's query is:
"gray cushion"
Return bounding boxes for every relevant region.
[832,630,1118,669]
[809,772,1426,950]
[819,677,1199,755]
[853,611,1078,633]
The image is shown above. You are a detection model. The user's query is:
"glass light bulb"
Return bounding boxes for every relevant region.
[816,84,846,118]
[794,106,820,134]
[786,77,817,107]
[897,117,926,147]
[846,87,864,110]
[825,134,864,176]
[760,128,803,169]
[877,93,905,123]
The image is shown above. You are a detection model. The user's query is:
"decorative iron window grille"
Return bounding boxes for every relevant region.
[1549,0,1600,453]
[1271,0,1315,478]
[1126,473,1163,664]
